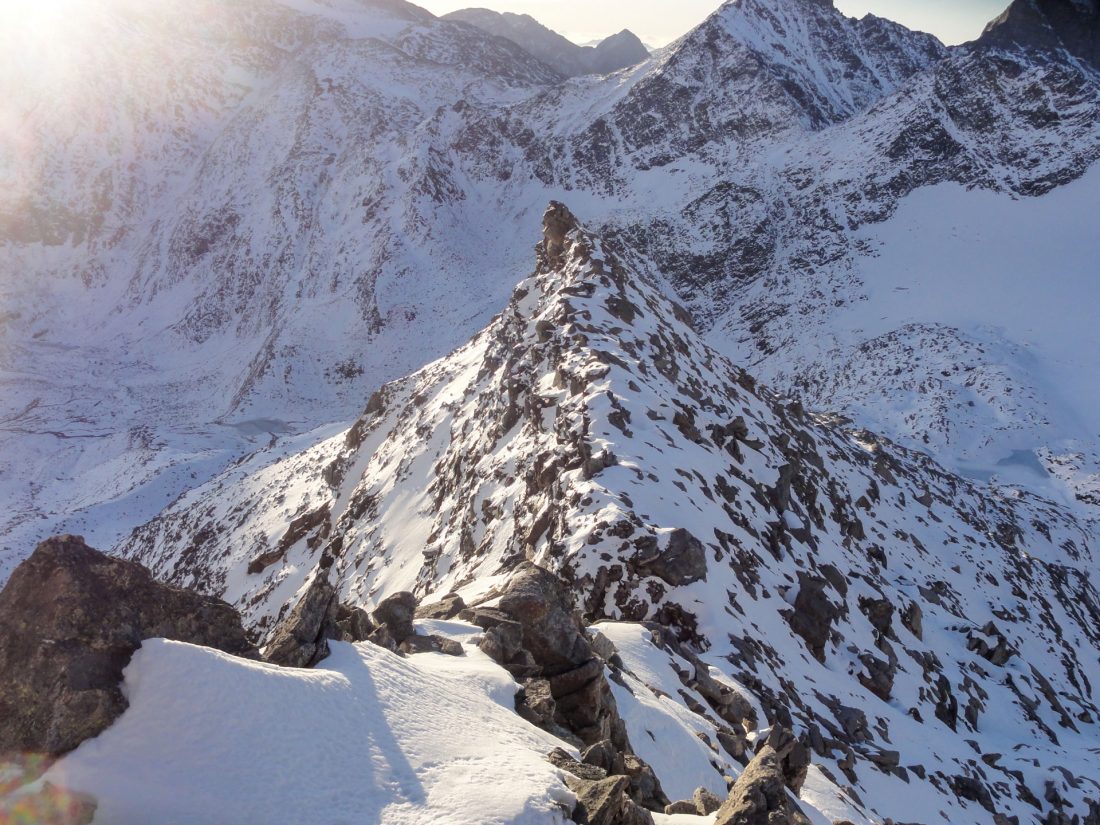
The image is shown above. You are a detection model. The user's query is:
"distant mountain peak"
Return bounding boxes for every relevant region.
[650,0,947,130]
[442,8,649,76]
[980,0,1100,65]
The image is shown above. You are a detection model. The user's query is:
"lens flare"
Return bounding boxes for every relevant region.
[0,754,96,825]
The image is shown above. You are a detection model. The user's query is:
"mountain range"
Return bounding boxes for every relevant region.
[1,0,1099,822]
[442,8,651,77]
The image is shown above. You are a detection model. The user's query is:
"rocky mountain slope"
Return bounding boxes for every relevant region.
[443,8,650,77]
[120,205,1100,825]
[3,2,1100,818]
[0,0,563,576]
[5,0,1100,576]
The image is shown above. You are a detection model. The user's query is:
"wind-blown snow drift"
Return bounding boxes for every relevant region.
[44,636,574,825]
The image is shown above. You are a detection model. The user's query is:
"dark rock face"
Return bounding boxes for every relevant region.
[372,591,417,643]
[479,564,668,815]
[496,562,592,675]
[542,201,581,273]
[415,592,466,620]
[264,574,341,668]
[666,787,724,817]
[787,574,837,662]
[980,0,1100,67]
[565,774,643,825]
[713,727,813,825]
[640,528,708,586]
[694,786,723,815]
[551,750,657,825]
[0,536,255,757]
[334,603,374,643]
[264,577,387,667]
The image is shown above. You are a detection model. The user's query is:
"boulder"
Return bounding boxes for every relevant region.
[639,528,708,586]
[714,727,813,825]
[966,622,1017,666]
[588,630,619,662]
[665,800,698,815]
[624,752,670,811]
[397,634,464,657]
[497,562,591,675]
[495,566,647,783]
[718,727,749,760]
[582,739,625,776]
[517,679,559,730]
[373,591,417,642]
[548,747,608,782]
[0,535,256,757]
[787,573,837,662]
[415,592,466,620]
[692,661,757,730]
[858,653,896,702]
[565,774,654,825]
[264,574,340,668]
[760,726,810,795]
[334,603,374,642]
[901,601,923,640]
[858,597,894,637]
[694,786,723,815]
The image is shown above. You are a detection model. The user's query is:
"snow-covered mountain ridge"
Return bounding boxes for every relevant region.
[0,0,563,576]
[5,0,1100,580]
[2,2,1100,818]
[119,204,1100,824]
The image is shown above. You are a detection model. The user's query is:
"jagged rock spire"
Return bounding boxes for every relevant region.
[540,201,580,270]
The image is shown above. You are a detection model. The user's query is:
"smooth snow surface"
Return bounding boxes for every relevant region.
[849,165,1100,500]
[45,639,573,825]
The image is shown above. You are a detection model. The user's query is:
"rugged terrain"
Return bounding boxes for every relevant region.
[2,0,1100,822]
[119,205,1100,824]
[4,0,1099,578]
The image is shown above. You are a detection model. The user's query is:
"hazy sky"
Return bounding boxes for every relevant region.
[416,0,1011,47]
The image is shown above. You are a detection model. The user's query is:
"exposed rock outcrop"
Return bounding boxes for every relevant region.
[263,574,343,668]
[713,727,813,825]
[550,748,656,825]
[366,590,463,657]
[480,564,670,816]
[415,592,467,620]
[372,591,418,645]
[787,574,837,662]
[638,528,708,586]
[0,536,256,757]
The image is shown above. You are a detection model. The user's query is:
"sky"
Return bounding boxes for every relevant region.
[415,0,1012,47]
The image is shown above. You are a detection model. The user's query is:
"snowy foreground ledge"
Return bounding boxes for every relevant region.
[32,619,863,825]
[43,637,578,825]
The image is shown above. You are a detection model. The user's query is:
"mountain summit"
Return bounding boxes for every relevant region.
[980,0,1100,65]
